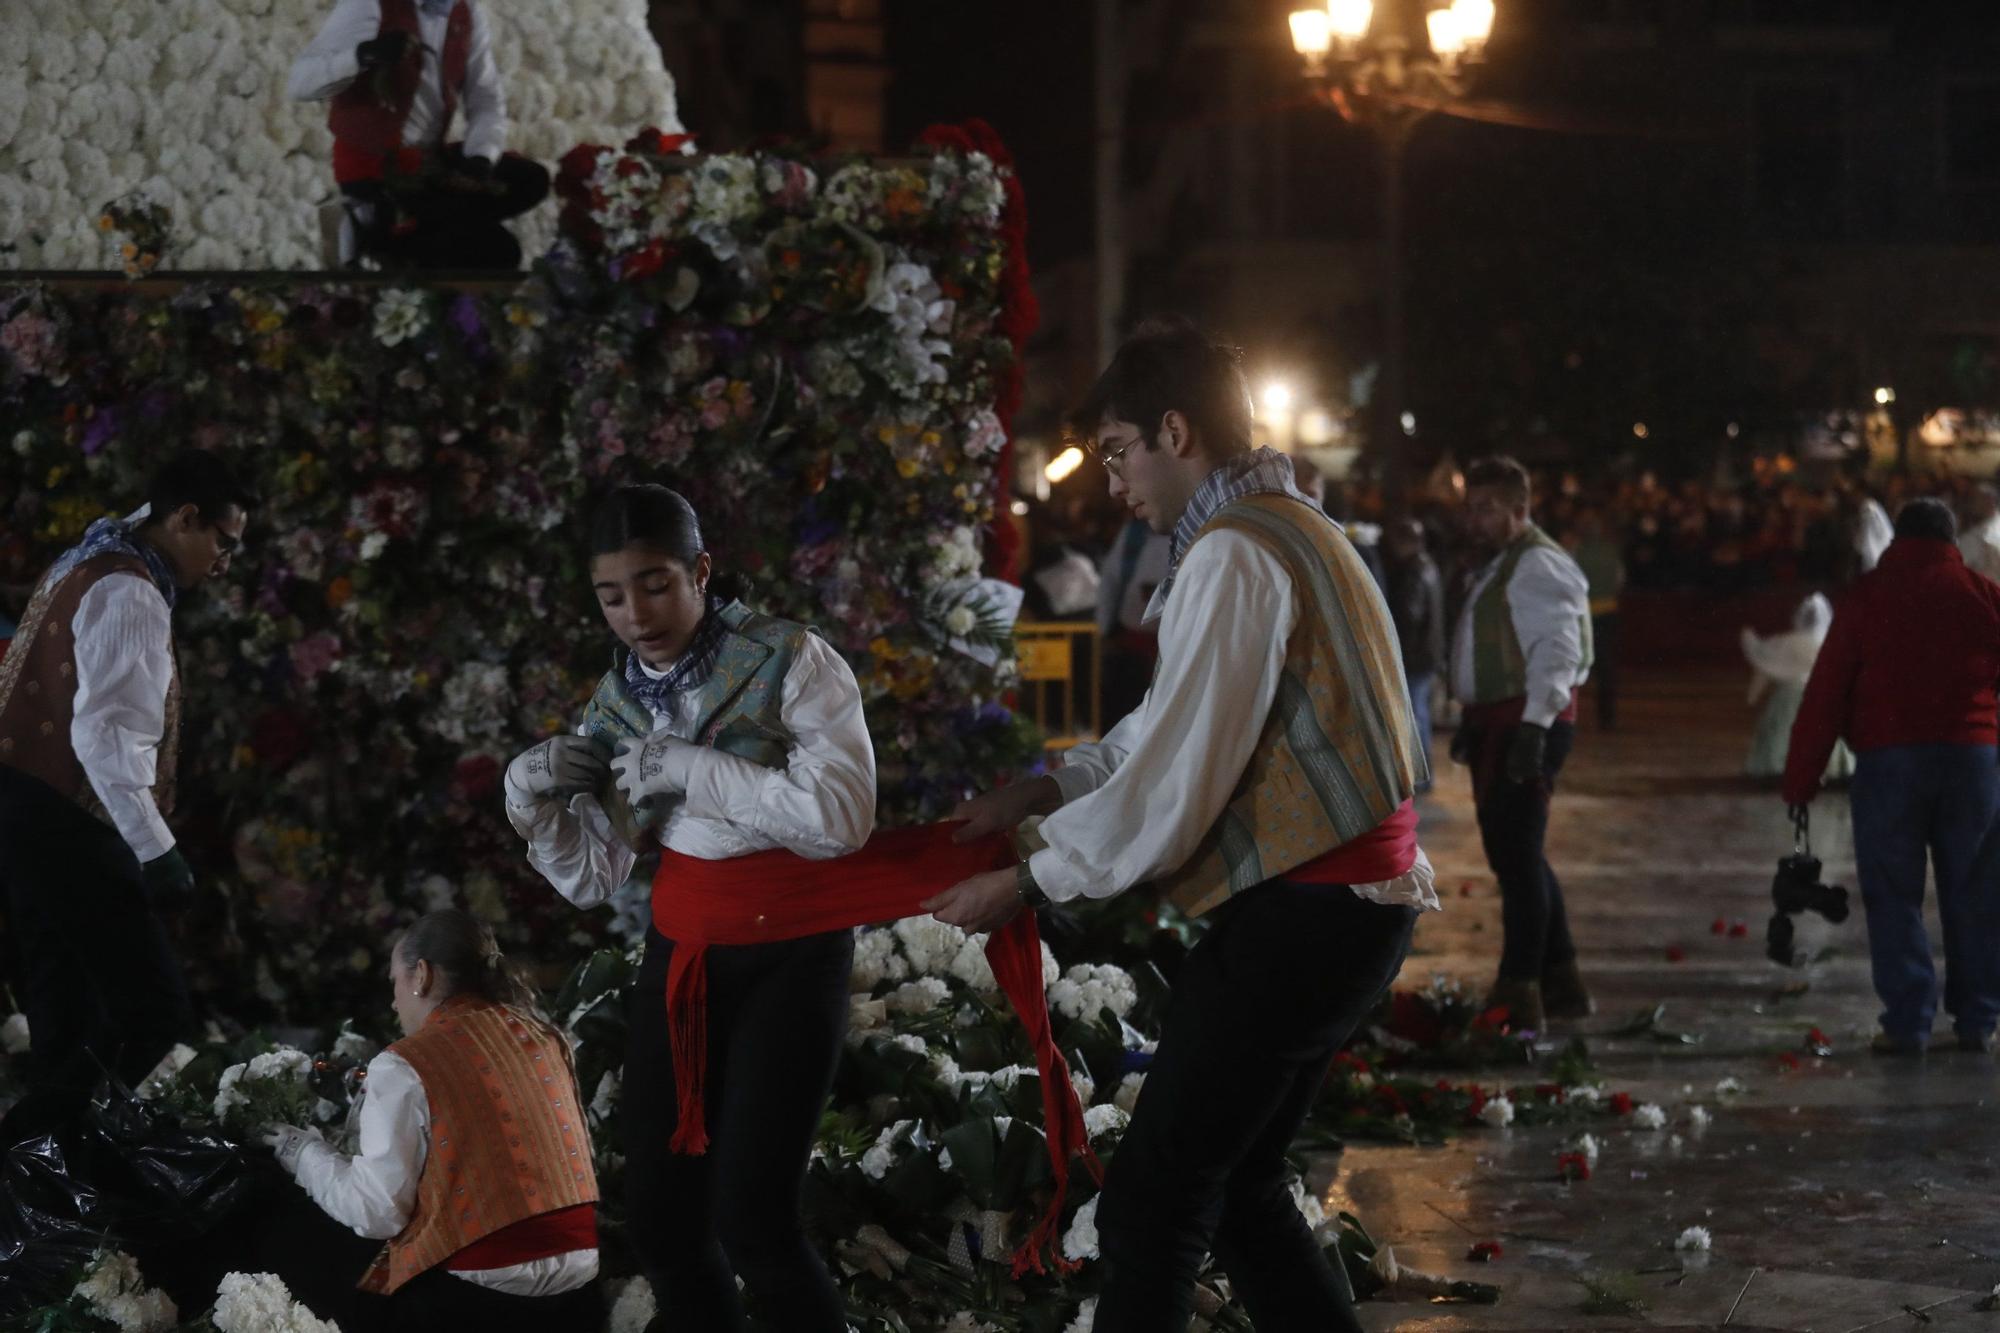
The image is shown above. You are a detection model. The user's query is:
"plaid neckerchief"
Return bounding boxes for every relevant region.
[623,595,729,713]
[1150,447,1316,616]
[45,509,179,610]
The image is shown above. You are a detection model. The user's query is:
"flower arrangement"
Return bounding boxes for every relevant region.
[0,127,1040,1023]
[96,193,170,278]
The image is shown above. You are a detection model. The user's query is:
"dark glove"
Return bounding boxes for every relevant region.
[459,154,494,182]
[1449,725,1473,765]
[1504,723,1548,785]
[356,30,414,71]
[141,847,195,911]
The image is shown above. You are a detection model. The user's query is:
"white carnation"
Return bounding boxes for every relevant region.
[1112,1071,1146,1115]
[1631,1103,1668,1131]
[607,1276,658,1333]
[1478,1094,1515,1127]
[1571,1132,1601,1166]
[1062,1296,1099,1333]
[1048,963,1139,1023]
[1083,1103,1130,1141]
[885,976,951,1016]
[860,1119,914,1180]
[1674,1225,1712,1251]
[1687,1104,1712,1130]
[1061,1195,1100,1262]
[73,1250,178,1333]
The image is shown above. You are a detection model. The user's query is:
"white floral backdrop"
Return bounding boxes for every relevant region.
[0,0,683,269]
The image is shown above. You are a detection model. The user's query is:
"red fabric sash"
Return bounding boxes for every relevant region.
[445,1203,597,1272]
[650,823,1103,1275]
[1282,800,1420,884]
[332,141,430,184]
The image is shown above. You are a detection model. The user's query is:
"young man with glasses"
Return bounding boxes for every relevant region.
[926,319,1436,1332]
[0,452,255,1140]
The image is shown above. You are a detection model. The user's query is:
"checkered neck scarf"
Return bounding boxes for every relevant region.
[622,595,729,712]
[1154,447,1317,609]
[46,510,179,610]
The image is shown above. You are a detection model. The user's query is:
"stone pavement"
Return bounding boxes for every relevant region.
[1328,671,2000,1332]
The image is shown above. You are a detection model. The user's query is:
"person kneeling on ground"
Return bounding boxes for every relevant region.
[259,909,602,1333]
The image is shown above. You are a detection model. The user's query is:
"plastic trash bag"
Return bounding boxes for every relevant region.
[0,1132,105,1314]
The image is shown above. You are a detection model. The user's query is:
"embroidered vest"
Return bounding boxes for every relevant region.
[327,0,473,155]
[579,601,812,849]
[358,997,599,1295]
[0,553,180,826]
[1465,525,1595,706]
[1158,495,1429,918]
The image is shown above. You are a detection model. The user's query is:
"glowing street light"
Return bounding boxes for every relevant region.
[1288,9,1332,74]
[1261,381,1295,418]
[1044,446,1084,484]
[1873,386,1896,405]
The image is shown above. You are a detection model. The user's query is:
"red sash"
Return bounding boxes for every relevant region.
[1283,800,1420,885]
[649,823,1102,1276]
[446,1203,597,1272]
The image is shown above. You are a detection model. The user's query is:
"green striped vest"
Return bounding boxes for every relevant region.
[1160,494,1430,918]
[1466,525,1595,706]
[580,600,811,848]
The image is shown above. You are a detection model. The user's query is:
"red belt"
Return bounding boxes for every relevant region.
[446,1203,597,1272]
[650,822,1101,1276]
[332,140,431,184]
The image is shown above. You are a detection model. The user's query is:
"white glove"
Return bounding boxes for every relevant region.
[506,735,610,804]
[612,732,702,818]
[261,1123,324,1175]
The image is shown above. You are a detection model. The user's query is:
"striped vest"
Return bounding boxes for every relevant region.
[358,998,599,1295]
[1159,494,1430,918]
[0,553,180,824]
[579,600,812,849]
[1465,525,1595,706]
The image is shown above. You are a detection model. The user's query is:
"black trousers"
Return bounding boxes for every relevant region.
[0,766,192,1129]
[342,145,549,270]
[1467,719,1577,980]
[1093,881,1417,1332]
[202,1186,602,1333]
[624,925,853,1332]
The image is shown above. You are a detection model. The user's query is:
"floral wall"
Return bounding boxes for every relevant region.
[0,128,1042,1021]
[0,0,681,269]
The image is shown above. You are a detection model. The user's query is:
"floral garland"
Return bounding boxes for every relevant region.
[0,134,1043,1021]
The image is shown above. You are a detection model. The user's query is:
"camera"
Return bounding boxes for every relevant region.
[1766,808,1850,966]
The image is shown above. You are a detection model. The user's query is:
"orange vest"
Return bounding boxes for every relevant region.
[358,997,599,1295]
[0,552,179,824]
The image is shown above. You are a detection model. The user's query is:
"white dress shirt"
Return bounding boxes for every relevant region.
[1449,543,1592,729]
[1025,529,1437,911]
[1961,516,2000,585]
[293,1049,598,1296]
[287,0,508,164]
[507,633,877,910]
[69,574,176,863]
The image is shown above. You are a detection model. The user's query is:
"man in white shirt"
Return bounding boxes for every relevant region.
[1959,484,2000,585]
[0,453,253,1138]
[288,0,548,269]
[927,319,1434,1333]
[1448,456,1593,1030]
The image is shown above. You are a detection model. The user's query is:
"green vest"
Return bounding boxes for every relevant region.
[1159,495,1430,917]
[1467,525,1595,706]
[579,600,811,847]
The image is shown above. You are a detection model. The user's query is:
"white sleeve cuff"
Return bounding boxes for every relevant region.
[1049,763,1102,805]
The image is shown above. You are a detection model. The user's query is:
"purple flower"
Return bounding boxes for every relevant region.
[80,408,119,456]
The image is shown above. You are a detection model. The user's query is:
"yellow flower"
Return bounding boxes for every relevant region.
[895,458,920,479]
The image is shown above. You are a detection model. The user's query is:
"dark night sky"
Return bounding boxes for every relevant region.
[883,1,1096,271]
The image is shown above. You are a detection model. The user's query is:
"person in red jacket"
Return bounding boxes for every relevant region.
[288,0,549,269]
[1784,497,2000,1054]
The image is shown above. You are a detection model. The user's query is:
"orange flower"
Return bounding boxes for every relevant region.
[326,576,354,609]
[97,214,116,232]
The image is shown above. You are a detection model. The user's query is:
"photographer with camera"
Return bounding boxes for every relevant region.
[1784,497,2000,1055]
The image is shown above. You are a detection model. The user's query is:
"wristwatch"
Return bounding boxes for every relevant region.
[1015,861,1050,910]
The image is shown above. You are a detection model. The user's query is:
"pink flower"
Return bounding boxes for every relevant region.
[0,311,60,377]
[289,631,343,684]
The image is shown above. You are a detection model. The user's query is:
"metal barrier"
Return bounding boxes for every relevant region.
[1013,620,1101,751]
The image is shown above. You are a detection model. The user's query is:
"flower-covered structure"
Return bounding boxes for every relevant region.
[0,0,681,269]
[0,127,1042,1020]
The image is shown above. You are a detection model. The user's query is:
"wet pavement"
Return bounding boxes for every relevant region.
[1330,671,2000,1332]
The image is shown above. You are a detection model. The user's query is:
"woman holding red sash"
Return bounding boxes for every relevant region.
[504,484,876,1331]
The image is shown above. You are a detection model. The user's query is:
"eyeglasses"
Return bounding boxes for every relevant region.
[1089,432,1143,477]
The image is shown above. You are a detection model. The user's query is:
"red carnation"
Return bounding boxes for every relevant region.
[1777,1051,1802,1071]
[1468,1240,1504,1262]
[1556,1152,1592,1182]
[453,753,502,803]
[1729,920,1750,938]
[1665,944,1687,962]
[1711,917,1727,935]
[1609,1091,1635,1115]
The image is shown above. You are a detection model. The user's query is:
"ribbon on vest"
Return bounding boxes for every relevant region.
[649,823,1103,1276]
